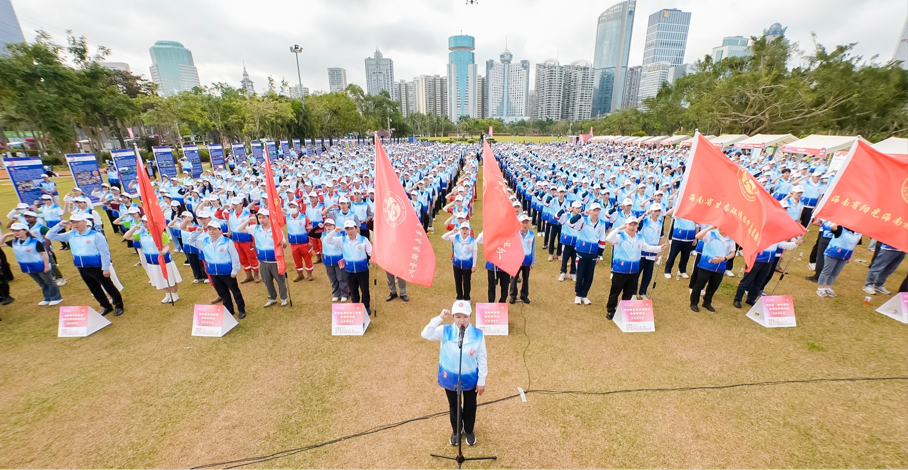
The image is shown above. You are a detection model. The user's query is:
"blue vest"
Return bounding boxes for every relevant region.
[13,237,45,273]
[227,209,253,242]
[671,217,697,241]
[451,234,476,269]
[180,226,200,255]
[200,234,235,275]
[639,216,662,257]
[306,202,324,223]
[286,213,310,244]
[825,230,861,260]
[322,232,344,266]
[253,225,277,262]
[352,201,370,229]
[138,230,173,265]
[340,234,370,273]
[575,216,605,256]
[611,231,646,274]
[697,231,734,272]
[437,323,483,391]
[70,229,103,268]
[519,229,535,266]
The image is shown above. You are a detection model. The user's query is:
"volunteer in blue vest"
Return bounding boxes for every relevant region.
[185,219,247,319]
[568,202,610,306]
[556,201,580,282]
[1,223,62,305]
[509,214,536,304]
[636,203,665,299]
[863,244,905,296]
[324,219,372,313]
[169,212,206,283]
[421,300,488,447]
[476,231,511,303]
[238,209,289,307]
[662,206,697,279]
[320,218,348,302]
[733,238,801,308]
[124,217,183,303]
[39,174,59,205]
[689,226,736,312]
[46,213,124,316]
[286,200,315,282]
[806,219,835,283]
[604,217,666,318]
[817,225,862,298]
[442,222,478,301]
[225,197,259,283]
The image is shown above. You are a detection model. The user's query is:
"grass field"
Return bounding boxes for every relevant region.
[0,171,906,469]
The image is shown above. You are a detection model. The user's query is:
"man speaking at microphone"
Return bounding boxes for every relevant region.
[422,300,488,446]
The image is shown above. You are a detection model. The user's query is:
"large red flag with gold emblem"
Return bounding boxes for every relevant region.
[372,136,436,286]
[134,146,169,279]
[813,139,908,252]
[674,133,807,269]
[263,153,287,275]
[481,140,523,276]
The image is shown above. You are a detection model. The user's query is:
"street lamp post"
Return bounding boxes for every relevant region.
[290,44,304,104]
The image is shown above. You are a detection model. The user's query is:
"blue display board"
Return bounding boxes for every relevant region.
[111,149,139,196]
[65,153,103,205]
[251,141,263,164]
[209,144,226,170]
[153,146,178,180]
[292,139,301,152]
[3,155,45,205]
[265,141,277,159]
[280,139,290,157]
[183,145,204,178]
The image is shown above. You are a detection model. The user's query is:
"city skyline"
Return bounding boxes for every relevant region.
[8,0,905,100]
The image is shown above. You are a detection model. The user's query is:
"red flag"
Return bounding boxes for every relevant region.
[372,135,436,286]
[263,153,287,275]
[813,139,908,252]
[134,146,169,279]
[675,133,807,269]
[481,140,523,276]
[488,126,493,138]
[580,126,593,144]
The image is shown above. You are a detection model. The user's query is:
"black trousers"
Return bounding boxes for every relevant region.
[799,207,814,228]
[544,224,561,253]
[420,208,430,232]
[560,244,577,274]
[809,236,831,277]
[574,256,597,298]
[637,258,656,295]
[347,270,370,312]
[211,274,246,315]
[78,266,123,309]
[607,271,640,313]
[487,269,510,303]
[0,273,9,299]
[664,239,694,274]
[689,253,702,289]
[690,269,724,306]
[186,252,205,280]
[453,265,472,300]
[509,265,531,300]
[734,261,772,304]
[445,387,478,434]
[0,247,13,281]
[761,256,782,291]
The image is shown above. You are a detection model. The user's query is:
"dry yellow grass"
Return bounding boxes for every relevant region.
[0,170,905,469]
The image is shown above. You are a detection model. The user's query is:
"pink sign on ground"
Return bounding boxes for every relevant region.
[332,303,370,336]
[192,304,237,337]
[762,295,796,327]
[475,303,508,335]
[58,306,110,337]
[614,299,655,332]
[60,306,89,330]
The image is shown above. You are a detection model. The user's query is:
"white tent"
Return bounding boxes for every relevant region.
[640,135,668,145]
[871,137,908,157]
[708,134,750,149]
[780,135,856,156]
[733,134,797,149]
[659,135,690,146]
[588,136,610,143]
[615,136,635,143]
[679,135,715,147]
[625,136,647,144]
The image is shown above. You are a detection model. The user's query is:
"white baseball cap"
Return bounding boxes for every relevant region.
[69,213,87,221]
[791,185,804,193]
[589,203,602,210]
[518,214,532,222]
[196,210,212,218]
[459,222,472,229]
[258,208,270,216]
[127,207,141,214]
[343,219,356,228]
[455,195,464,201]
[16,203,27,209]
[207,221,222,229]
[338,197,350,203]
[231,197,244,204]
[649,203,664,212]
[571,201,582,208]
[324,218,336,226]
[625,216,640,224]
[22,210,38,217]
[621,198,633,206]
[10,222,27,230]
[452,300,472,316]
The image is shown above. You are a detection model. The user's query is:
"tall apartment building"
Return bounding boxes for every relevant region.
[365,48,395,99]
[395,79,417,117]
[622,65,642,108]
[591,0,635,117]
[415,74,448,118]
[328,67,347,93]
[533,60,564,121]
[0,0,25,56]
[642,8,691,66]
[712,36,750,62]
[477,75,487,119]
[561,60,594,121]
[485,48,530,122]
[637,62,671,109]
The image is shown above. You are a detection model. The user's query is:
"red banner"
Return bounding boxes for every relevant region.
[134,147,169,278]
[372,136,436,286]
[263,153,287,275]
[813,139,908,252]
[481,140,523,276]
[674,134,807,269]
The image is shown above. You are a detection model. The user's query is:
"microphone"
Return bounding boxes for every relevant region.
[458,324,466,348]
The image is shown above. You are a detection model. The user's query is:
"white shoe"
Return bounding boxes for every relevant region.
[581,297,591,305]
[55,278,66,286]
[701,290,705,296]
[863,285,876,295]
[537,233,543,237]
[558,273,566,281]
[664,273,671,279]
[875,286,891,295]
[807,263,816,271]
[817,288,827,297]
[171,294,179,302]
[825,288,837,297]
[281,299,289,307]
[341,297,348,302]
[264,299,277,307]
[204,279,210,283]
[192,279,202,284]
[680,272,689,279]
[725,270,734,277]
[639,295,648,300]
[689,288,692,294]
[48,299,63,306]
[570,274,576,281]
[331,297,340,302]
[38,300,49,306]
[161,295,172,303]
[574,296,582,305]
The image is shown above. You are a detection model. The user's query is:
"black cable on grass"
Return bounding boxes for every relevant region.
[518,301,531,392]
[191,376,907,469]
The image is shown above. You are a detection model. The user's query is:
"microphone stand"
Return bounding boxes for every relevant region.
[431,325,496,468]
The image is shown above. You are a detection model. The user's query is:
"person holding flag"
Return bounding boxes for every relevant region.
[238,209,289,307]
[734,237,801,308]
[225,197,260,283]
[124,217,183,303]
[689,226,736,312]
[604,218,665,318]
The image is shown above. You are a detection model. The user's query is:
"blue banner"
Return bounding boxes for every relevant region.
[315,138,322,156]
[2,156,45,205]
[280,139,290,157]
[231,142,246,160]
[111,149,139,196]
[183,145,203,178]
[65,153,103,205]
[209,144,225,170]
[292,139,300,151]
[265,141,277,159]
[251,141,263,164]
[153,146,178,180]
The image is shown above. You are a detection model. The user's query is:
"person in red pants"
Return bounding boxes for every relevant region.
[224,197,259,283]
[286,200,315,282]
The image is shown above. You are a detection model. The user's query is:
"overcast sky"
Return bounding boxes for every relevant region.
[12,0,907,94]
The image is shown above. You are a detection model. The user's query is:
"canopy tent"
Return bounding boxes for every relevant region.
[625,136,648,144]
[588,136,610,143]
[708,134,749,149]
[733,134,797,149]
[871,137,908,158]
[679,135,715,147]
[659,135,690,145]
[615,136,635,143]
[640,135,668,145]
[780,135,855,156]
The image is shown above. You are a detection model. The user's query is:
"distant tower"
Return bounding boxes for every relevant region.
[0,0,25,55]
[148,40,202,96]
[763,22,789,46]
[241,65,255,94]
[894,16,908,69]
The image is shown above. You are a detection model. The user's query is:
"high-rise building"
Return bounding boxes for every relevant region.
[240,65,255,94]
[0,0,25,56]
[642,9,691,67]
[290,85,309,98]
[637,62,671,109]
[149,41,201,96]
[562,60,594,121]
[100,62,131,72]
[477,75,486,119]
[365,49,395,98]
[622,65,642,108]
[328,67,347,93]
[527,89,536,121]
[763,22,789,45]
[592,0,636,117]
[533,59,563,121]
[485,48,530,122]
[896,16,908,69]
[415,74,448,118]
[667,63,696,84]
[712,36,751,62]
[447,35,478,121]
[395,79,417,117]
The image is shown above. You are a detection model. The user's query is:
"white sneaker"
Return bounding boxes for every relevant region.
[807,263,816,271]
[204,279,210,283]
[875,286,891,295]
[701,290,705,296]
[689,288,692,294]
[537,233,543,237]
[817,288,828,297]
[192,279,202,284]
[38,300,49,306]
[570,274,576,281]
[341,297,348,302]
[725,270,734,277]
[664,273,671,279]
[581,297,591,305]
[48,299,63,306]
[825,288,837,297]
[680,272,689,279]
[639,295,648,300]
[558,273,566,281]
[863,285,876,295]
[574,296,582,305]
[171,294,179,302]
[331,297,340,302]
[55,278,66,286]
[161,295,172,303]
[281,299,289,307]
[264,299,277,307]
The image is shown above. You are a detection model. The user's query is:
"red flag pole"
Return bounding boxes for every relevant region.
[134,144,174,305]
